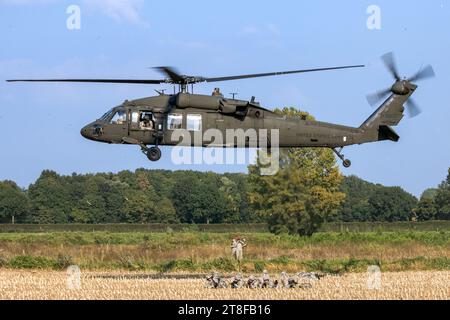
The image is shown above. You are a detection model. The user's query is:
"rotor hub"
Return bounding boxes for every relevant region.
[391,80,410,95]
[391,80,418,95]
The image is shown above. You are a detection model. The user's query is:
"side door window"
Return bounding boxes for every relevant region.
[187,114,202,131]
[130,111,154,130]
[139,111,154,130]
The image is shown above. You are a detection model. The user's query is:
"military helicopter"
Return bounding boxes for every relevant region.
[7,52,434,167]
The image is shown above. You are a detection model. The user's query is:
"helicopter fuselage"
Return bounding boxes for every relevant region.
[80,92,367,150]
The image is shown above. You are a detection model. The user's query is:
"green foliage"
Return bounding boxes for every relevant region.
[27,170,71,223]
[335,176,418,222]
[335,175,377,221]
[248,108,345,236]
[55,254,74,269]
[368,187,417,221]
[253,260,266,273]
[2,169,254,224]
[0,221,448,233]
[302,258,383,274]
[414,198,437,221]
[203,257,236,272]
[9,255,54,269]
[156,258,197,272]
[171,172,229,223]
[269,256,291,265]
[0,164,448,224]
[0,180,30,223]
[435,168,450,220]
[118,254,139,270]
[156,260,177,273]
[0,255,7,267]
[421,188,438,200]
[0,231,439,249]
[321,220,450,232]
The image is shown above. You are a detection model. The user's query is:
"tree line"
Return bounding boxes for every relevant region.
[0,167,449,226]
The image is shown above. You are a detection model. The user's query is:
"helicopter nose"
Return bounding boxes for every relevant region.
[80,125,91,139]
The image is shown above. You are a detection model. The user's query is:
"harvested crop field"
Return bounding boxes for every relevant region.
[0,270,448,300]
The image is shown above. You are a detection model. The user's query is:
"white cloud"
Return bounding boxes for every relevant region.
[83,0,148,26]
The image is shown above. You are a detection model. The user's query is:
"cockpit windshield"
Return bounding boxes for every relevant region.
[99,109,114,121]
[98,107,127,124]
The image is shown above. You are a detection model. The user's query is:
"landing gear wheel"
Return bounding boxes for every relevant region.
[332,147,352,168]
[146,147,161,162]
[343,159,351,168]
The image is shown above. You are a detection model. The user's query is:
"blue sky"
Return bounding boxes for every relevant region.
[0,0,449,196]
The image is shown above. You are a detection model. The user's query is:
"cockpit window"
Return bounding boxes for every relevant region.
[99,109,114,121]
[110,109,127,124]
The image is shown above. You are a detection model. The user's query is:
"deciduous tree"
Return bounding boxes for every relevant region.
[248,107,345,236]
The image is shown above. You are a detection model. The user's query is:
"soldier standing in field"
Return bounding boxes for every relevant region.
[231,237,247,262]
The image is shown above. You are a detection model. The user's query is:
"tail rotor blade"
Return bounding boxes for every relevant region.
[408,64,435,82]
[381,52,401,81]
[406,99,422,118]
[366,87,391,106]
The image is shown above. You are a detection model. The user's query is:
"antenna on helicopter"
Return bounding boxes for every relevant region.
[229,93,238,99]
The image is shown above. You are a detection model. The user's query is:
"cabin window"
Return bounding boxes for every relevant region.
[187,114,202,131]
[110,110,126,124]
[167,113,182,130]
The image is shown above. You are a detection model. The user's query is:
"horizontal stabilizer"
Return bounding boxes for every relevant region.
[378,125,399,142]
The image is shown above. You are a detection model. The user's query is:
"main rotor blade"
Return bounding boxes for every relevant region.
[408,64,435,82]
[406,99,422,118]
[154,66,185,83]
[381,52,401,81]
[203,65,365,83]
[7,79,164,84]
[8,64,367,86]
[366,87,392,106]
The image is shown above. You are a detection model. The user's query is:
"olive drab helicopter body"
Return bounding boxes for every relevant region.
[7,53,434,167]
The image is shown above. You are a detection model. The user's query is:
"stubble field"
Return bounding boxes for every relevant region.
[0,270,448,300]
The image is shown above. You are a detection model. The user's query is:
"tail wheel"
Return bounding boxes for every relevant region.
[146,147,161,161]
[343,159,351,168]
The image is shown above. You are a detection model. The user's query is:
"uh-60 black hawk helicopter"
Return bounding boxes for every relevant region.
[7,52,434,167]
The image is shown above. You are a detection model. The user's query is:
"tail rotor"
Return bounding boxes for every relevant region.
[366,52,435,118]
